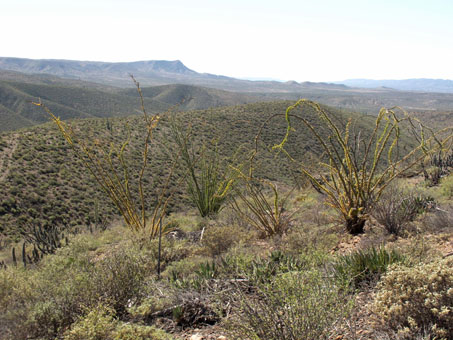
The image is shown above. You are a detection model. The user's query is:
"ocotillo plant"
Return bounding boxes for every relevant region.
[231,173,294,237]
[229,111,296,238]
[33,77,177,240]
[272,100,452,234]
[168,116,235,217]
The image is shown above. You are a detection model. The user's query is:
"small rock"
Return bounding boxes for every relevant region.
[217,336,227,340]
[190,334,204,340]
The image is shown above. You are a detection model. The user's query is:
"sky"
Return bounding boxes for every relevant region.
[1,0,453,82]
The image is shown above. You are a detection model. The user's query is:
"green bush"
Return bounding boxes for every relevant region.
[333,245,405,288]
[280,224,339,255]
[128,286,175,321]
[90,247,152,316]
[63,305,117,340]
[0,235,153,339]
[201,224,249,257]
[374,257,453,340]
[113,323,173,340]
[63,304,173,340]
[224,269,352,340]
[0,252,93,339]
[441,174,453,199]
[0,268,34,340]
[147,237,194,272]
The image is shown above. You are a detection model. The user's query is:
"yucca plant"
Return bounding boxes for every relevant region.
[333,245,405,288]
[273,100,453,234]
[33,77,177,240]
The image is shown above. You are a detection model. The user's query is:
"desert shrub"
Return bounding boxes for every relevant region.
[146,237,194,272]
[167,259,220,290]
[441,174,453,198]
[90,247,152,316]
[424,206,453,232]
[218,250,324,285]
[333,245,405,288]
[372,186,435,236]
[398,234,441,265]
[0,235,153,339]
[113,323,173,340]
[0,251,95,339]
[241,250,310,284]
[224,269,352,340]
[129,279,218,328]
[294,192,334,227]
[201,224,249,257]
[63,305,117,340]
[374,257,453,340]
[64,304,173,340]
[166,248,324,291]
[279,223,339,255]
[128,282,176,321]
[0,268,35,340]
[163,256,209,285]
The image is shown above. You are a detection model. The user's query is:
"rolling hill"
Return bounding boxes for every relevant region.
[0,78,267,132]
[0,100,386,238]
[119,84,259,110]
[3,73,453,132]
[0,80,161,131]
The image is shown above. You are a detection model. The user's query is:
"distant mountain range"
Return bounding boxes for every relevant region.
[1,57,453,132]
[0,57,347,92]
[335,78,453,93]
[2,57,453,94]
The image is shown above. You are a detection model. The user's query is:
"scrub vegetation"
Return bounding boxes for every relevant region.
[0,85,453,340]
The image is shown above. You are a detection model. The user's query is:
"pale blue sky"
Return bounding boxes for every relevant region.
[1,0,452,81]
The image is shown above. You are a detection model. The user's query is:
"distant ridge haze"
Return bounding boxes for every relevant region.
[335,78,453,93]
[0,57,197,80]
[1,57,452,93]
[0,57,351,92]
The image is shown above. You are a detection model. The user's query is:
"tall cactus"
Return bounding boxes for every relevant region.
[20,223,66,258]
[12,247,17,267]
[22,242,26,268]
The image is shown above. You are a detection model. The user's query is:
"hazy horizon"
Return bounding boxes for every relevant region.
[2,0,453,82]
[2,56,453,84]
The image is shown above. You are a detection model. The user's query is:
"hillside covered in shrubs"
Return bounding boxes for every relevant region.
[0,96,453,340]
